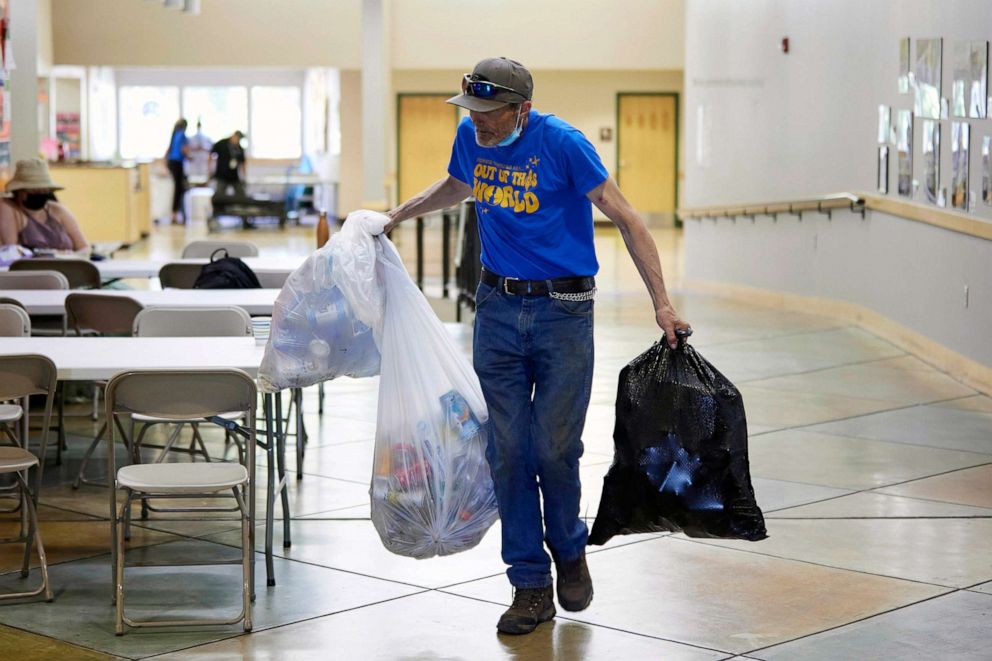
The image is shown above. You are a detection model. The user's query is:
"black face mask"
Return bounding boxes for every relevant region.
[22,193,50,210]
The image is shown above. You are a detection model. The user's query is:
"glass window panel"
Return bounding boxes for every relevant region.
[250,86,302,158]
[119,86,180,159]
[182,86,248,144]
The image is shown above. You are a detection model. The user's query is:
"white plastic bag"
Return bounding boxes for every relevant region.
[370,236,498,558]
[257,210,389,393]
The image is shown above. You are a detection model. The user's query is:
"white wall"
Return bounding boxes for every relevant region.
[684,210,992,368]
[52,0,363,68]
[683,0,992,369]
[390,0,684,70]
[37,0,53,72]
[684,0,992,219]
[51,0,683,71]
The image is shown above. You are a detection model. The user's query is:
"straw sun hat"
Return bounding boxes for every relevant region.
[5,158,64,193]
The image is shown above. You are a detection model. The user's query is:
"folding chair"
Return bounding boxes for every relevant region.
[181,240,259,259]
[0,270,70,290]
[0,303,31,337]
[0,271,69,337]
[105,369,255,634]
[9,258,101,290]
[64,294,144,488]
[0,304,31,453]
[130,306,253,468]
[0,354,57,603]
[158,263,203,289]
[0,308,32,510]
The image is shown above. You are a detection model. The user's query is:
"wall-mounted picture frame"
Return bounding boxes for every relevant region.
[922,119,940,204]
[878,146,889,194]
[982,135,991,206]
[898,37,911,94]
[914,38,942,119]
[896,110,913,197]
[951,41,989,119]
[950,122,969,210]
[877,105,891,144]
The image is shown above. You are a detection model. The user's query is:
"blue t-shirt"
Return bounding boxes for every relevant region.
[167,130,188,162]
[448,111,608,279]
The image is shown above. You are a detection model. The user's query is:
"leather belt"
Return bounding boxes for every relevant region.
[481,269,595,296]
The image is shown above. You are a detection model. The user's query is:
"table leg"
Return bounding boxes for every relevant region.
[275,393,292,548]
[294,387,305,479]
[263,394,275,587]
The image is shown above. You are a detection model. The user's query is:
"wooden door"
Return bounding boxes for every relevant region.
[398,95,459,202]
[617,94,678,218]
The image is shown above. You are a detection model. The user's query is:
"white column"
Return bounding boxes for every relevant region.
[360,0,391,210]
[9,0,40,161]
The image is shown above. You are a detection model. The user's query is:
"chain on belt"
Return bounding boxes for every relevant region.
[549,287,597,302]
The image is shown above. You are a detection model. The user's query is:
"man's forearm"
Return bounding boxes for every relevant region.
[388,176,472,224]
[589,179,674,312]
[619,219,674,312]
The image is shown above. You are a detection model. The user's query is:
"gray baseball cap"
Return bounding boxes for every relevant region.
[446,57,533,112]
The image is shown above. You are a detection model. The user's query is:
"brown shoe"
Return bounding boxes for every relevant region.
[555,553,593,611]
[497,585,555,635]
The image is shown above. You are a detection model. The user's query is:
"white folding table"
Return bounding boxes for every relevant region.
[0,336,290,590]
[0,288,282,317]
[92,256,304,281]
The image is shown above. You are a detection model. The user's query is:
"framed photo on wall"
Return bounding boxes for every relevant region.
[878,105,891,144]
[914,38,942,119]
[898,37,911,94]
[896,110,913,197]
[878,146,889,194]
[922,119,940,204]
[950,122,969,210]
[982,135,991,206]
[951,41,989,119]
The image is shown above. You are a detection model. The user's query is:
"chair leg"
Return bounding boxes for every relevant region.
[235,486,252,632]
[115,508,126,635]
[57,385,66,466]
[190,424,213,462]
[28,497,52,602]
[0,473,52,603]
[152,423,186,464]
[73,420,108,489]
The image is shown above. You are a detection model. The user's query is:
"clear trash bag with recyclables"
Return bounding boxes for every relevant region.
[370,235,498,559]
[257,210,388,393]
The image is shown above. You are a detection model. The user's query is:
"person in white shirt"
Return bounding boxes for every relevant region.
[186,120,213,185]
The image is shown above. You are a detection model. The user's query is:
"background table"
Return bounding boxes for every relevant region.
[0,289,282,317]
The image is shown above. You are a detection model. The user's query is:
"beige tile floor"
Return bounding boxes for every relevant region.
[0,217,990,659]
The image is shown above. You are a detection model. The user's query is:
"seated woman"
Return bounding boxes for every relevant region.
[0,158,89,256]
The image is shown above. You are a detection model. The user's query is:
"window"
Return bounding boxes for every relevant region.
[118,86,180,159]
[250,86,302,158]
[182,86,248,146]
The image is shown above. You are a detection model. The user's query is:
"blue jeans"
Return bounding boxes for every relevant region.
[473,280,594,589]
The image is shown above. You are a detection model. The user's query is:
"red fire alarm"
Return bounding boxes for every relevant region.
[781,37,790,54]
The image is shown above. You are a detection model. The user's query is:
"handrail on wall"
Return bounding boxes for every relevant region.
[678,193,992,241]
[678,193,865,222]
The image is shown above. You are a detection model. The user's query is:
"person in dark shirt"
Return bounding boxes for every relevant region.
[210,130,247,197]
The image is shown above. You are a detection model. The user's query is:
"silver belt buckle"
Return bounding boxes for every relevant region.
[503,276,519,295]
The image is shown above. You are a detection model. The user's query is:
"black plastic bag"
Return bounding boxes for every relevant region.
[589,338,767,544]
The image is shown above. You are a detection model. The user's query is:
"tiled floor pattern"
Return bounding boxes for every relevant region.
[0,220,989,659]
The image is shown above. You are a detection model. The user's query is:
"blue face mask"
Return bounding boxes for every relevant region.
[494,107,525,147]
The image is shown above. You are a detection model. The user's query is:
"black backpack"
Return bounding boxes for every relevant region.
[193,248,262,289]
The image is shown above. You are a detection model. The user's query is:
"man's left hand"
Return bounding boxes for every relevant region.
[656,304,692,349]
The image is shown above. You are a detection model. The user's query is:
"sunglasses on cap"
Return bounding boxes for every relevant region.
[462,74,526,101]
